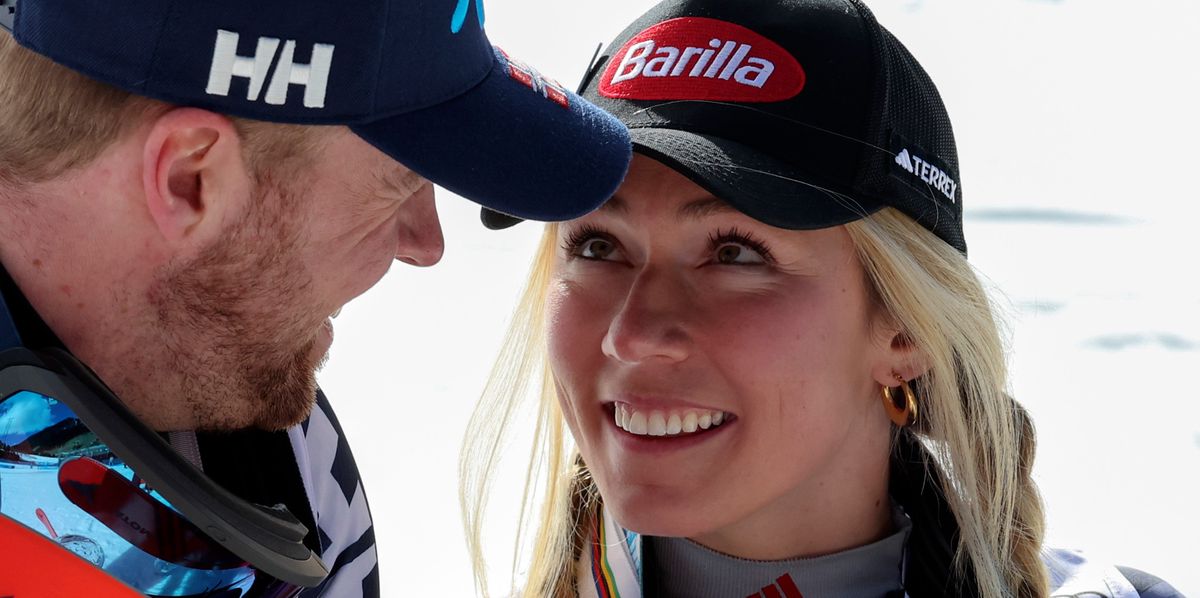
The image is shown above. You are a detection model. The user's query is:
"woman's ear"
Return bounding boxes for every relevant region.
[870,317,931,386]
[141,107,251,245]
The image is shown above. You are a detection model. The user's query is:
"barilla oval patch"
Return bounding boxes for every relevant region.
[599,17,805,103]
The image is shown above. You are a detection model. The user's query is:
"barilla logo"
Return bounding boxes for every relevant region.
[895,146,957,203]
[205,30,335,109]
[745,573,804,598]
[599,17,805,103]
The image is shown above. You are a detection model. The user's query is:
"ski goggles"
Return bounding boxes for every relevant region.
[0,344,328,596]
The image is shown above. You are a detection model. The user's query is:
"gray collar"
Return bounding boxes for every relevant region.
[644,508,911,598]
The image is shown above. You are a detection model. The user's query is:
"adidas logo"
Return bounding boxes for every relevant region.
[895,148,957,203]
[745,573,804,598]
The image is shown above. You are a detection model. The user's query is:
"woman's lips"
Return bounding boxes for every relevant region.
[604,401,734,458]
[601,401,738,456]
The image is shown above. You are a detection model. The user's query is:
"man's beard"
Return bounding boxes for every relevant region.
[147,177,324,431]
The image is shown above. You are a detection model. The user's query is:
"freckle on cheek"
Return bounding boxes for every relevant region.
[32,259,42,268]
[59,285,72,297]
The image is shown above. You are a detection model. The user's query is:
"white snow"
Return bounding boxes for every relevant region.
[316,0,1200,595]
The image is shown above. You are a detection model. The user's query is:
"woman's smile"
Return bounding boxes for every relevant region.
[604,400,738,456]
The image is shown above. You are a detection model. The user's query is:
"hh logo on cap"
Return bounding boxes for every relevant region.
[599,17,805,103]
[205,30,334,109]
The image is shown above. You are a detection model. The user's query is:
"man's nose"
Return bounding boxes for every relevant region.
[395,182,444,267]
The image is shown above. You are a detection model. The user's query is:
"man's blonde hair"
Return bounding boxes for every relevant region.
[0,34,318,189]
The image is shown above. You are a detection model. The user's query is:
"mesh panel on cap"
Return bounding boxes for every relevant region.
[881,29,959,176]
[852,0,966,253]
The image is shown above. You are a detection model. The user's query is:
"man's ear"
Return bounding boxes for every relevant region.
[141,108,250,244]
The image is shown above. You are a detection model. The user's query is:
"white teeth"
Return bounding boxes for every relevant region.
[628,411,648,435]
[682,412,698,433]
[666,413,682,435]
[614,404,729,438]
[647,412,667,436]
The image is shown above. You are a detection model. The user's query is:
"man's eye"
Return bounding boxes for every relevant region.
[715,242,766,265]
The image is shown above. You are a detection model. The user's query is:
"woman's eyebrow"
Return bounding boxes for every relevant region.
[598,195,733,219]
[678,197,737,219]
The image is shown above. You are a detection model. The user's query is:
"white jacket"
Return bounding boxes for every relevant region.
[576,508,1177,598]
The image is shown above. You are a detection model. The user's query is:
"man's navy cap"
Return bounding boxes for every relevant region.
[0,0,632,223]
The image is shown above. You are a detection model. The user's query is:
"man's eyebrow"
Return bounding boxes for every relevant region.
[381,167,424,195]
[597,195,629,213]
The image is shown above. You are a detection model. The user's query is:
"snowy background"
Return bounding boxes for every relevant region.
[316,0,1200,595]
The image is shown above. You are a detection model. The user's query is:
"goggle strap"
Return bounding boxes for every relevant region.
[0,287,23,350]
[0,0,14,34]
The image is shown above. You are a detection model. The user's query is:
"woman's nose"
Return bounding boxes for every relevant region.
[601,268,693,365]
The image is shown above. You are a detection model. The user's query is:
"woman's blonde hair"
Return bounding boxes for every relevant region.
[460,208,1048,598]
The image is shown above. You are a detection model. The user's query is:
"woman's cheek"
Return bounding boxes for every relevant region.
[546,280,613,452]
[547,279,605,389]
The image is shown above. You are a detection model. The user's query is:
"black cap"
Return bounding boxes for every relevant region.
[485,0,966,254]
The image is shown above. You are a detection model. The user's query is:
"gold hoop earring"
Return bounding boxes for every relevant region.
[880,374,918,428]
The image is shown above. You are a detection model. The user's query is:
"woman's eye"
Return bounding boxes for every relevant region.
[563,226,625,262]
[715,242,766,265]
[572,236,621,261]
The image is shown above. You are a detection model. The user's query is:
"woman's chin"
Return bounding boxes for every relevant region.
[606,496,719,538]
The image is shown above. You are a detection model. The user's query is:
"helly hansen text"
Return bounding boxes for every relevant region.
[612,38,775,88]
[895,148,957,203]
[206,30,335,109]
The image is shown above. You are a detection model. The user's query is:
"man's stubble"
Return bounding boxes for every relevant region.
[144,172,325,431]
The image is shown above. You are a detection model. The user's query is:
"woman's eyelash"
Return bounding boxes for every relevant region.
[708,227,776,263]
[562,224,611,255]
[563,225,775,263]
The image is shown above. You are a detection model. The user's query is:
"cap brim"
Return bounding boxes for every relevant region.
[352,47,631,224]
[629,127,885,231]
